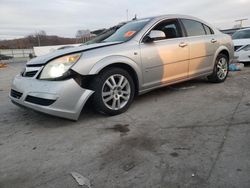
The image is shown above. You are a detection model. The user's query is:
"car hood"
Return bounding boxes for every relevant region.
[233,39,250,46]
[27,42,121,66]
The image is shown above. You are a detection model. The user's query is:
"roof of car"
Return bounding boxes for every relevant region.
[134,14,213,28]
[137,14,203,21]
[136,14,216,31]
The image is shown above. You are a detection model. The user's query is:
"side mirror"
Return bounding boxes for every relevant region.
[144,30,166,42]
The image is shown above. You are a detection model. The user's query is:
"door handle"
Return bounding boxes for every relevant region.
[211,39,217,43]
[179,42,188,48]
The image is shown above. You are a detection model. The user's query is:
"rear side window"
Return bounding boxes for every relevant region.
[181,19,206,37]
[203,24,214,35]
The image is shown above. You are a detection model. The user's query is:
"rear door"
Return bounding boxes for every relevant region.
[140,19,189,88]
[180,19,219,77]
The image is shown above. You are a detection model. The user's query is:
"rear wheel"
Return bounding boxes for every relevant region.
[90,67,135,115]
[207,54,229,83]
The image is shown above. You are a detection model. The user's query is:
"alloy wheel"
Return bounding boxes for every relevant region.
[102,74,131,110]
[217,57,228,80]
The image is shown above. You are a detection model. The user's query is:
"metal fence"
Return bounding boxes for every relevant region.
[0,49,35,59]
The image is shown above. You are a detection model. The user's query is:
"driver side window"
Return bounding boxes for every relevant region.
[152,19,183,41]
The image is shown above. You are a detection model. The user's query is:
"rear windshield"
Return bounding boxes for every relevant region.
[232,29,250,39]
[104,19,151,43]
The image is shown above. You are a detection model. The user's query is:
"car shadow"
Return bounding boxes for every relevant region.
[134,77,209,100]
[80,77,209,118]
[243,62,250,67]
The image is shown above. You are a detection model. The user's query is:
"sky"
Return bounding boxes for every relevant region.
[0,0,250,40]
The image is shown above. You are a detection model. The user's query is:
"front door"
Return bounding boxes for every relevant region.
[140,19,189,89]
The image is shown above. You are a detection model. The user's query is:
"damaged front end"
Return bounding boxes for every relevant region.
[9,52,94,120]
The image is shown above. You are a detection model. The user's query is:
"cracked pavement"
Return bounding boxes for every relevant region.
[0,62,249,188]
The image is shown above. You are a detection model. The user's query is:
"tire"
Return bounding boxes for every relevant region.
[90,67,135,115]
[207,53,229,83]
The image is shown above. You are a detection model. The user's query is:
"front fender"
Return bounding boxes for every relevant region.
[89,55,143,87]
[71,54,143,89]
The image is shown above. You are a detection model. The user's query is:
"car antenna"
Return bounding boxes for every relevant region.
[132,14,137,20]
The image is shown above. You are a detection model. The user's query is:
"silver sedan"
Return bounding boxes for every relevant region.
[10,14,234,120]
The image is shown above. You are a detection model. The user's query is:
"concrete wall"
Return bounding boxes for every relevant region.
[0,49,34,58]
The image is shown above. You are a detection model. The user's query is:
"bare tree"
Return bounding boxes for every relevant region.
[39,30,46,36]
[33,30,47,46]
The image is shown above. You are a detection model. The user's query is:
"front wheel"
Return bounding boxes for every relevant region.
[90,67,135,115]
[207,54,229,83]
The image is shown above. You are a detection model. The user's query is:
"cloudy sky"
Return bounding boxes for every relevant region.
[0,0,250,40]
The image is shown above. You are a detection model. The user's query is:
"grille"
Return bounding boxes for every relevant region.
[234,45,243,51]
[25,95,56,106]
[22,71,38,77]
[10,89,23,99]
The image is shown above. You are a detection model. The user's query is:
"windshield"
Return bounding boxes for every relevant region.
[84,29,117,45]
[232,29,250,39]
[84,23,126,45]
[104,19,151,43]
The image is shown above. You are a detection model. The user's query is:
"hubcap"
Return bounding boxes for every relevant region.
[102,74,131,110]
[217,57,228,80]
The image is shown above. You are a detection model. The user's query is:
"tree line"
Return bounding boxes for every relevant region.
[0,29,105,49]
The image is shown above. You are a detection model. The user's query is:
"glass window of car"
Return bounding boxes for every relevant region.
[149,19,183,41]
[104,19,151,43]
[232,29,250,39]
[181,19,206,37]
[203,24,214,35]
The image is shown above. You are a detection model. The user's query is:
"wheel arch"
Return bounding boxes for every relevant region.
[213,46,231,67]
[98,63,140,95]
[88,56,142,95]
[219,49,230,60]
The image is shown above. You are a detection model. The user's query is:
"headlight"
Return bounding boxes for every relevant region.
[240,45,250,51]
[39,53,81,79]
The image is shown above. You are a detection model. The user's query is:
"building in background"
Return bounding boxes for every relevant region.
[221,27,250,36]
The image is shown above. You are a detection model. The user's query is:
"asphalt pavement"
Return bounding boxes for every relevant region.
[0,62,249,188]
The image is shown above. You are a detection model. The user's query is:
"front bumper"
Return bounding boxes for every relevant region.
[9,75,94,120]
[234,50,250,63]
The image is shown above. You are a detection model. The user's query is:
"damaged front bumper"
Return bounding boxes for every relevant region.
[9,75,94,120]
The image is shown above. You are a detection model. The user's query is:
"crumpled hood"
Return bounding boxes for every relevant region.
[233,39,250,46]
[27,42,121,66]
